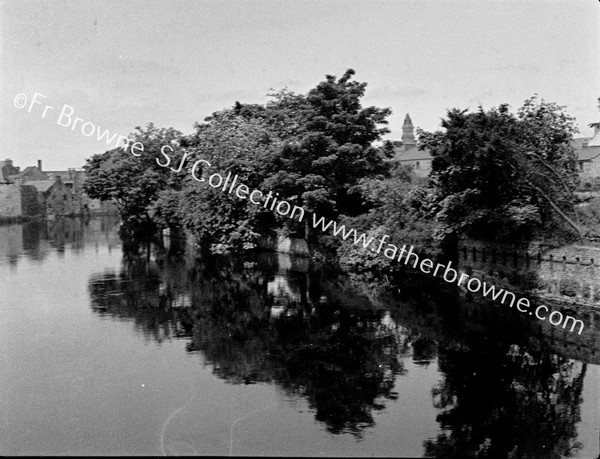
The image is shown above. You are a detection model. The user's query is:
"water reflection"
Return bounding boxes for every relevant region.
[88,240,407,436]
[0,215,121,263]
[84,234,599,454]
[424,344,586,458]
[0,219,599,458]
[2,219,596,455]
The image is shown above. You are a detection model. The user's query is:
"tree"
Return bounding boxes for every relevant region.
[419,98,580,242]
[516,96,580,236]
[178,69,393,251]
[178,110,280,252]
[338,163,440,277]
[263,69,393,238]
[83,124,184,233]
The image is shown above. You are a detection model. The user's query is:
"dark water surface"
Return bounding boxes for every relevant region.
[1,217,599,457]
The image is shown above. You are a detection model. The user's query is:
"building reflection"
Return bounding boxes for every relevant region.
[0,215,120,263]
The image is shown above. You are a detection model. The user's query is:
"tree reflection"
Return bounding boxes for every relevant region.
[88,242,407,436]
[190,296,405,435]
[87,239,592,448]
[424,341,585,458]
[89,237,194,343]
[412,244,591,458]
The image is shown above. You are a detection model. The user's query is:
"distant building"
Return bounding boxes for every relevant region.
[0,184,22,219]
[44,168,85,188]
[391,114,433,177]
[8,160,49,184]
[0,159,20,184]
[44,168,87,209]
[0,160,81,218]
[26,176,80,217]
[0,159,118,219]
[573,123,600,178]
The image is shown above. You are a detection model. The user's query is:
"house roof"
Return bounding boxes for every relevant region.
[9,167,33,179]
[573,132,600,161]
[45,170,84,182]
[577,146,600,161]
[8,166,49,180]
[25,180,55,193]
[45,170,79,176]
[392,145,433,162]
[572,137,592,150]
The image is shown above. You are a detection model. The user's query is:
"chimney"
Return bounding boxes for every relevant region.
[37,160,42,171]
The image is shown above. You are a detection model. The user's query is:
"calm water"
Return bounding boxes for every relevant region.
[1,217,599,457]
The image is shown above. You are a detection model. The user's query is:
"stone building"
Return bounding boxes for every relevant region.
[391,114,433,177]
[44,169,87,210]
[0,184,23,219]
[8,160,49,184]
[26,176,80,217]
[573,123,600,178]
[0,159,20,184]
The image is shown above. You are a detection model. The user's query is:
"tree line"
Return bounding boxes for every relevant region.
[83,69,589,270]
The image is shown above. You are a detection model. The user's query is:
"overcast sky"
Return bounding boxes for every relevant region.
[1,0,599,170]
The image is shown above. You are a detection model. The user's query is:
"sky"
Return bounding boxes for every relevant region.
[1,0,599,170]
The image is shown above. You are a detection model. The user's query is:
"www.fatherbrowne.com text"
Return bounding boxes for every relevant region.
[14,91,586,335]
[166,154,584,336]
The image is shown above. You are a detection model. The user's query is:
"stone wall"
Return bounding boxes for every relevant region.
[0,184,22,218]
[453,239,600,364]
[455,239,600,306]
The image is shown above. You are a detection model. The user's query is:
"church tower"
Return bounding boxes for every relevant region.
[401,113,416,149]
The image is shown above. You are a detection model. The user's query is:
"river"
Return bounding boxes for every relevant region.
[1,217,599,457]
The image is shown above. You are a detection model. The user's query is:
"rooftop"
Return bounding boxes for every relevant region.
[573,129,600,162]
[392,144,432,162]
[24,180,55,193]
[577,146,600,161]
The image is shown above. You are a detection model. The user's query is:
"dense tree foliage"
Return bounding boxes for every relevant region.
[177,69,393,252]
[419,97,580,241]
[262,70,392,234]
[83,124,184,232]
[83,75,586,257]
[178,110,280,252]
[338,163,439,277]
